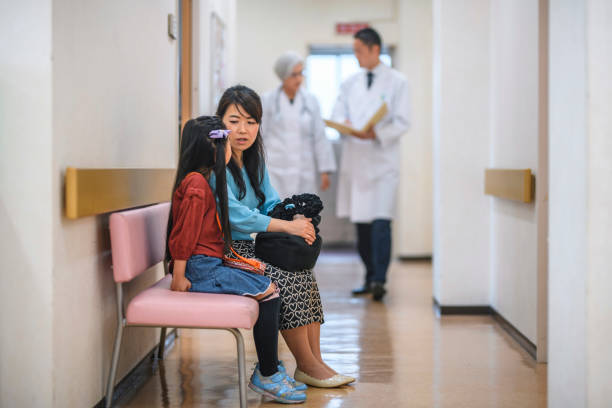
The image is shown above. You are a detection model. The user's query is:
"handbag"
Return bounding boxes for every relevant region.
[255,232,322,272]
[216,215,266,275]
[254,193,325,272]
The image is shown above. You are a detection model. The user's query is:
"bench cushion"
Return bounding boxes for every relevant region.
[126,275,259,329]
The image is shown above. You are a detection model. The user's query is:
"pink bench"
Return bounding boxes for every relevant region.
[105,202,258,408]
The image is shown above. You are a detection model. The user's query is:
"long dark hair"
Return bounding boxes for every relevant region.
[166,115,232,260]
[216,85,267,206]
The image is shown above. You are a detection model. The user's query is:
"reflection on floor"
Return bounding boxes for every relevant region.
[117,250,547,407]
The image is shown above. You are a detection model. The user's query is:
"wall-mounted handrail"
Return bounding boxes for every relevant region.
[484,168,534,203]
[65,168,175,219]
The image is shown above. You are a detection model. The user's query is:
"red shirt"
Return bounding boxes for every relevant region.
[168,172,224,260]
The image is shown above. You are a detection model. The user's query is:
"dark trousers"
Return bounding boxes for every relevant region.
[356,219,391,285]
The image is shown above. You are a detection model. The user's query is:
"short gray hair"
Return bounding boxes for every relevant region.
[274,51,304,80]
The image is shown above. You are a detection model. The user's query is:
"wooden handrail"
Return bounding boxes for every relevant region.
[484,169,534,203]
[65,168,175,219]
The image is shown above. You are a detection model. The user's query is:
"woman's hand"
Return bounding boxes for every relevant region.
[171,275,192,292]
[267,217,316,245]
[286,218,316,245]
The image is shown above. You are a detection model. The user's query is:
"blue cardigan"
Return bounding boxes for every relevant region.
[210,166,281,241]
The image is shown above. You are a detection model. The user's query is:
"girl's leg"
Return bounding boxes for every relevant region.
[252,283,281,376]
[253,282,277,301]
[281,326,335,379]
[306,322,337,375]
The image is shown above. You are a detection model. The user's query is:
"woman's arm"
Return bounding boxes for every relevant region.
[260,168,282,214]
[257,167,316,244]
[226,182,274,233]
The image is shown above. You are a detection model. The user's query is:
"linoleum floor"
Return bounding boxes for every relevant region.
[118,250,547,408]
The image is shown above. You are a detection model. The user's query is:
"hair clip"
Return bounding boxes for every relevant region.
[209,129,231,139]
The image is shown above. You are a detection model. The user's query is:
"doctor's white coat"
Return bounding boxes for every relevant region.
[261,87,336,199]
[331,62,411,223]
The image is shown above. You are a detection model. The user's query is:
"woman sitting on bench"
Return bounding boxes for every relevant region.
[166,115,306,404]
[214,85,355,388]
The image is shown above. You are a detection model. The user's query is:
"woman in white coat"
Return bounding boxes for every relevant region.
[261,51,336,199]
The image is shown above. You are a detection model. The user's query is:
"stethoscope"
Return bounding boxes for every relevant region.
[273,86,311,118]
[271,86,316,138]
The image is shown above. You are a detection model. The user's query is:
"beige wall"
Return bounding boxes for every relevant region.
[2,0,238,405]
[0,1,54,406]
[235,0,433,256]
[50,0,179,406]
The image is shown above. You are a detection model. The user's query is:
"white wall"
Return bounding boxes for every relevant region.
[397,0,433,256]
[193,0,237,116]
[51,0,179,406]
[235,0,433,256]
[432,0,491,305]
[548,1,587,405]
[585,1,612,403]
[433,1,545,358]
[488,0,539,343]
[549,0,612,406]
[0,1,54,406]
[235,0,399,95]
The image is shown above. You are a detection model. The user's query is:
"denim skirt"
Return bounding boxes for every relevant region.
[185,254,272,297]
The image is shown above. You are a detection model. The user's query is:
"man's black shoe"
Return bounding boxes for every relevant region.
[351,283,372,296]
[371,282,387,301]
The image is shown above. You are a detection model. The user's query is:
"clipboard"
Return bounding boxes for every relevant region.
[324,103,388,134]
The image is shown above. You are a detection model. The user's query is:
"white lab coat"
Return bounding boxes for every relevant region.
[331,63,411,223]
[261,87,336,199]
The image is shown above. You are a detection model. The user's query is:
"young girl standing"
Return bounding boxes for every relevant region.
[166,115,306,404]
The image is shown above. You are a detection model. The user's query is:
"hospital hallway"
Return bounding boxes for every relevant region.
[115,250,546,408]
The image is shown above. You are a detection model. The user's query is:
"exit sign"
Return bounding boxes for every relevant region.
[336,23,369,35]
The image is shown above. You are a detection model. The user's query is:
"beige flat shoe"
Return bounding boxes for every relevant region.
[294,368,355,388]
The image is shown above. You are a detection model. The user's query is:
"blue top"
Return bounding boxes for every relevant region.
[210,166,281,241]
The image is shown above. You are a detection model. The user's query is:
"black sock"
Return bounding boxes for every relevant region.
[253,297,280,376]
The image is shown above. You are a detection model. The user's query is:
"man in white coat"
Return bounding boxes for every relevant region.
[331,28,410,301]
[261,51,336,199]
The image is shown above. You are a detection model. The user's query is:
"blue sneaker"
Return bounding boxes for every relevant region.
[249,367,306,404]
[278,361,308,391]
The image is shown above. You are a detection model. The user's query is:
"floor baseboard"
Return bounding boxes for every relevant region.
[490,308,537,360]
[398,255,432,262]
[432,298,537,359]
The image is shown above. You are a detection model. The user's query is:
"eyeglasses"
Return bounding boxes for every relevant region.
[289,71,304,78]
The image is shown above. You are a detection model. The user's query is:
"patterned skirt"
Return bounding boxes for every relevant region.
[232,240,324,330]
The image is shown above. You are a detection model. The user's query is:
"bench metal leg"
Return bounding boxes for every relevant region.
[157,327,167,359]
[105,281,125,408]
[105,318,124,408]
[227,328,247,408]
